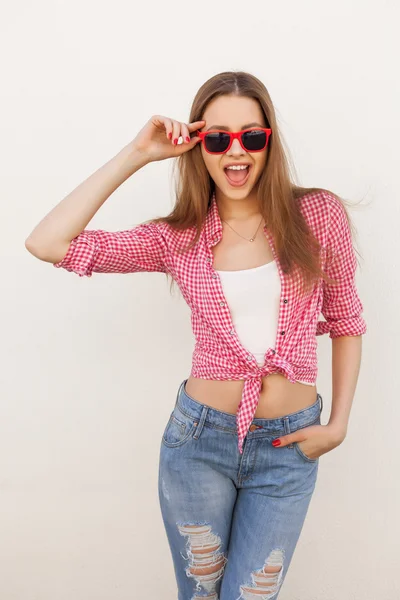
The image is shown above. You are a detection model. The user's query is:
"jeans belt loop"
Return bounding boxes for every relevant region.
[193,405,208,440]
[283,416,294,448]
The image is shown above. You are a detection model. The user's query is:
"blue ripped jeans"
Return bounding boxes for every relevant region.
[158,379,323,600]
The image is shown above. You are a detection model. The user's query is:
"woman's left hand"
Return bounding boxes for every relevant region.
[271,423,347,460]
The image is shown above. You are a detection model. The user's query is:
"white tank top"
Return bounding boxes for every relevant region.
[215,260,313,386]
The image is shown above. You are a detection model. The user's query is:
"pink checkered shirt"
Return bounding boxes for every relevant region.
[54,190,367,453]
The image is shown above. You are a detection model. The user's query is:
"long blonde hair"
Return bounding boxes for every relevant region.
[148,70,363,294]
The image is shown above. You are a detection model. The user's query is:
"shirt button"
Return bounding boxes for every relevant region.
[220,301,226,307]
[283,298,288,303]
[280,331,285,335]
[212,274,218,279]
[272,349,276,354]
[207,257,212,262]
[229,329,235,335]
[247,355,252,360]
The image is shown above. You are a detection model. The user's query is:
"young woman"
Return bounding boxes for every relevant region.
[25,71,366,599]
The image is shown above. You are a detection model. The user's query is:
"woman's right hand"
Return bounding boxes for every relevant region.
[131,115,206,163]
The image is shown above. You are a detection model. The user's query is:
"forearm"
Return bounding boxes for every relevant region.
[328,335,363,434]
[25,142,148,256]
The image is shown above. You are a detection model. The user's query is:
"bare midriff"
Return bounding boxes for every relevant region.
[185,213,318,419]
[184,374,317,418]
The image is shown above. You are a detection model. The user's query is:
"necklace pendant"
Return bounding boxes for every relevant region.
[249,238,254,242]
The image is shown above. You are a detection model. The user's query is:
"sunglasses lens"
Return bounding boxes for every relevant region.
[242,130,267,151]
[204,133,230,153]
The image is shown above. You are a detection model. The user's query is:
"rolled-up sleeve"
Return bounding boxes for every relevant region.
[316,197,367,338]
[53,222,169,277]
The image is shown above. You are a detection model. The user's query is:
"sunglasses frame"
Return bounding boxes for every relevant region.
[196,127,272,154]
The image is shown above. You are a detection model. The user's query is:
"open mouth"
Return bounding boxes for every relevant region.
[224,165,252,187]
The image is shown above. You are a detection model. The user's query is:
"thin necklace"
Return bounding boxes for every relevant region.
[221,215,264,242]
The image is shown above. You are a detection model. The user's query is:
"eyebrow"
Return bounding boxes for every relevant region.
[206,121,264,131]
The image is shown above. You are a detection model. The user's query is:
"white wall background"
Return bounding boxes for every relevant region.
[1,0,399,598]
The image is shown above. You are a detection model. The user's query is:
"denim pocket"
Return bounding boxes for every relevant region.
[162,406,198,448]
[293,413,321,463]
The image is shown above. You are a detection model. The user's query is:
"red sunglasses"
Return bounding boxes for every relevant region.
[196,127,272,154]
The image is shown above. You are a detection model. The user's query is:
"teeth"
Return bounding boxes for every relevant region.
[226,165,249,170]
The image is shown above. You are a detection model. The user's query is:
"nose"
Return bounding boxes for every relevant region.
[227,137,245,156]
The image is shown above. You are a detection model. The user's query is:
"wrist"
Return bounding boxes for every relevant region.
[124,141,151,170]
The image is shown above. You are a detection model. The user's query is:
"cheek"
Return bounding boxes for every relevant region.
[202,152,221,179]
[253,152,268,175]
[257,151,268,169]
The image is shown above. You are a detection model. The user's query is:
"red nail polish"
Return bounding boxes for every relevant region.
[272,439,281,446]
[168,133,172,139]
[186,136,190,143]
[173,138,178,145]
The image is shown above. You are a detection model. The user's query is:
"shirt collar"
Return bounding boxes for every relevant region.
[205,191,223,247]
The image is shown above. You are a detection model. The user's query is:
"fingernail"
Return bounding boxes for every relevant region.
[168,133,172,139]
[272,439,281,446]
[173,138,178,145]
[186,136,190,143]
